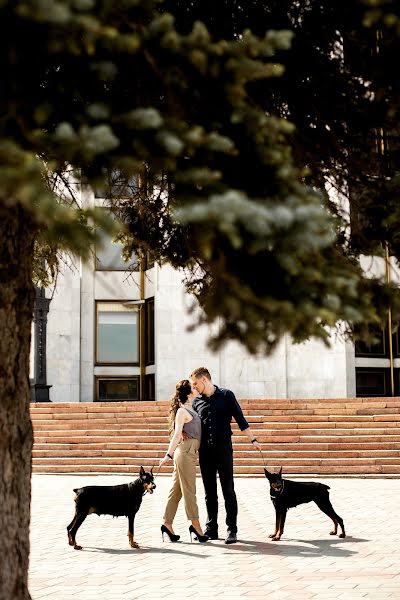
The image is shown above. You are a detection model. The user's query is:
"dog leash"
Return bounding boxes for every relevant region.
[257,448,286,496]
[152,464,162,480]
[257,447,268,471]
[257,447,279,494]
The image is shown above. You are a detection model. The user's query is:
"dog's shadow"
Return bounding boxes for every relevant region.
[235,536,366,557]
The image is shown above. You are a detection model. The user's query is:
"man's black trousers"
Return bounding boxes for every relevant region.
[199,439,237,534]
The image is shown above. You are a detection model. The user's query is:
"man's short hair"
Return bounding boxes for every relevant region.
[190,367,211,380]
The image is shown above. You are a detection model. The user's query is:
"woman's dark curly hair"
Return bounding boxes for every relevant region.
[168,379,192,437]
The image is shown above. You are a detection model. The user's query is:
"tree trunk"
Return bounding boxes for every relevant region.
[0,204,35,600]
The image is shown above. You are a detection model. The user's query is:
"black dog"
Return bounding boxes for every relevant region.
[67,467,156,550]
[264,467,346,541]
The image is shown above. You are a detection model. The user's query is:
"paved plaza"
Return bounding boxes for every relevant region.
[29,474,400,600]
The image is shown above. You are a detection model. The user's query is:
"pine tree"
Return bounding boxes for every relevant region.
[0,2,399,597]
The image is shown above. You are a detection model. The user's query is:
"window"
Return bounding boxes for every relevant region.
[95,229,139,271]
[96,377,139,401]
[96,302,139,364]
[355,324,400,358]
[355,328,386,357]
[393,327,400,357]
[145,374,155,401]
[355,367,400,397]
[356,368,387,396]
[95,214,139,271]
[94,170,139,198]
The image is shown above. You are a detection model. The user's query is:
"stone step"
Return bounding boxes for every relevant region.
[32,432,400,444]
[29,411,400,428]
[30,398,400,409]
[31,399,400,419]
[30,413,400,427]
[32,448,400,459]
[31,463,400,475]
[31,422,400,436]
[32,431,400,447]
[30,398,400,476]
[31,441,400,451]
[31,455,400,466]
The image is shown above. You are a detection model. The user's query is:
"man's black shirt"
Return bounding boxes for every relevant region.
[192,385,249,446]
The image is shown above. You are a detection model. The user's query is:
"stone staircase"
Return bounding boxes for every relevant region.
[30,398,400,476]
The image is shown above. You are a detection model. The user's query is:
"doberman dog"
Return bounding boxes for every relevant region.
[67,467,156,550]
[264,467,346,541]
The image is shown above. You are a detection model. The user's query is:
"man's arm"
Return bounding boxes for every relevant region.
[229,391,261,449]
[241,426,261,450]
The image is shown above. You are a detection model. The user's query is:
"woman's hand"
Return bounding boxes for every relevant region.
[159,454,173,467]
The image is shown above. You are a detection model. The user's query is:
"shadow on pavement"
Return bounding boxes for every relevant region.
[83,536,367,558]
[229,536,368,557]
[84,544,208,558]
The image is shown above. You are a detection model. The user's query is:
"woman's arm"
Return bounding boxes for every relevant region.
[159,408,188,466]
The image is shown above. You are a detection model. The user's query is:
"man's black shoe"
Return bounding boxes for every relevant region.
[204,530,218,540]
[224,532,237,544]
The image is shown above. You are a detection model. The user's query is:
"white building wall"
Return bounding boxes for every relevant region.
[45,257,81,402]
[43,244,356,402]
[154,265,352,400]
[80,257,95,402]
[154,264,221,401]
[285,336,348,398]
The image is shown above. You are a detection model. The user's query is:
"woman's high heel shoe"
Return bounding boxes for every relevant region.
[189,525,209,543]
[161,524,180,542]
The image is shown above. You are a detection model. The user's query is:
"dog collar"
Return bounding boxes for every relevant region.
[270,481,285,498]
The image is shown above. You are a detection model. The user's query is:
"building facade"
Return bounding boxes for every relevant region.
[30,192,400,402]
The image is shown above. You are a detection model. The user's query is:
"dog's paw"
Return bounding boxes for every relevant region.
[329,530,337,535]
[339,533,346,538]
[271,536,281,541]
[268,533,277,538]
[74,544,82,550]
[130,541,140,549]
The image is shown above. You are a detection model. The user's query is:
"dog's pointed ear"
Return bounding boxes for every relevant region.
[264,468,272,479]
[278,466,283,477]
[139,466,145,477]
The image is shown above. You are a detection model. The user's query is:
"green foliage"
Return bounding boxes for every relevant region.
[1,0,400,353]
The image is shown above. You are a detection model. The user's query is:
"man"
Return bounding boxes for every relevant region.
[190,367,262,544]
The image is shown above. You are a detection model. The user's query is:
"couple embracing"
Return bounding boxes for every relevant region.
[159,367,262,545]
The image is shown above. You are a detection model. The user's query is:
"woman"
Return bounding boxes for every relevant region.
[159,379,208,543]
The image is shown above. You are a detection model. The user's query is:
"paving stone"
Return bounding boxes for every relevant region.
[29,475,400,600]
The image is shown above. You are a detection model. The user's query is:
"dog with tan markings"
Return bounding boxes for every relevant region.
[67,466,156,550]
[264,467,346,541]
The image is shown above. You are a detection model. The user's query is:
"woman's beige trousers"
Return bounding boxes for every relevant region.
[163,437,201,522]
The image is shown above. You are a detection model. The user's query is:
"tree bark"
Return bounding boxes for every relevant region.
[0,204,35,600]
